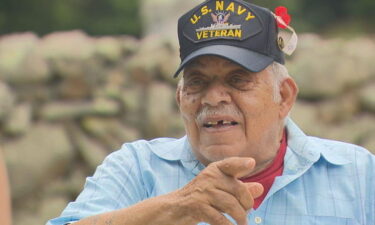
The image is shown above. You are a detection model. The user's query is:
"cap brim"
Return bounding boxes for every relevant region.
[173,45,274,78]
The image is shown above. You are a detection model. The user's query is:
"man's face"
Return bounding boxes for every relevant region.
[177,56,287,166]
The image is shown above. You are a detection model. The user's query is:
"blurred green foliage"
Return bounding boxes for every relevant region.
[0,0,142,36]
[251,0,375,35]
[0,0,374,36]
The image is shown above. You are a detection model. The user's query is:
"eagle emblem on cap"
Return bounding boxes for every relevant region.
[195,10,242,41]
[211,12,230,25]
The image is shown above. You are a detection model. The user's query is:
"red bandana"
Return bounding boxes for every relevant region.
[240,131,287,209]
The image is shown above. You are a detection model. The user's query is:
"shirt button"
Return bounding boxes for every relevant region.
[254,216,262,224]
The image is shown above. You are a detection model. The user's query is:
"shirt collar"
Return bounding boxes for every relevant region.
[150,118,350,169]
[150,136,205,175]
[148,136,189,161]
[286,117,351,166]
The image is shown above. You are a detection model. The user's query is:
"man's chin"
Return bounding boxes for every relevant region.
[198,144,242,163]
[200,130,242,145]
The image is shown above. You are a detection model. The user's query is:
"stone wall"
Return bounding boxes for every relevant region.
[140,0,202,36]
[0,31,374,225]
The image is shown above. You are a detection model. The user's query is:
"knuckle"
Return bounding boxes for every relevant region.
[224,206,246,225]
[201,166,221,179]
[218,195,240,212]
[221,160,231,169]
[237,184,253,209]
[218,158,235,170]
[190,203,206,222]
[228,205,246,218]
[226,183,254,211]
[210,213,231,225]
[247,196,255,209]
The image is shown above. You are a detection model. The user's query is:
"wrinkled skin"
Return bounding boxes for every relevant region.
[176,56,297,171]
[172,56,298,224]
[173,157,264,225]
[74,56,298,225]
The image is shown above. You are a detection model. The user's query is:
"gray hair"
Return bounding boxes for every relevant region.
[268,62,290,103]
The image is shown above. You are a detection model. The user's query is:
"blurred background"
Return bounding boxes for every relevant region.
[0,0,374,224]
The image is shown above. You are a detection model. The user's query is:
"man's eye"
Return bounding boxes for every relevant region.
[184,78,207,92]
[230,76,246,83]
[229,76,250,87]
[187,79,204,86]
[230,76,249,84]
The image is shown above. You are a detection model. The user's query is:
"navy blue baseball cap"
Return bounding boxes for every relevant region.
[173,0,284,77]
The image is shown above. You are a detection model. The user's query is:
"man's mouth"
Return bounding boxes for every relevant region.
[203,120,239,128]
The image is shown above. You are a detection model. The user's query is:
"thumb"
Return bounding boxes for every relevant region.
[215,157,256,178]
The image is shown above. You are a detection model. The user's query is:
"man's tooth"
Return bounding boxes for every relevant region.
[205,120,237,127]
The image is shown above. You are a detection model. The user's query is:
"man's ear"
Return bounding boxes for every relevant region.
[175,83,182,107]
[278,77,298,119]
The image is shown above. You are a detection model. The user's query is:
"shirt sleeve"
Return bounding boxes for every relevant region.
[353,146,375,225]
[366,152,375,224]
[46,146,148,225]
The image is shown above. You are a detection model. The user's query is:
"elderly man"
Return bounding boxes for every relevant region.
[48,0,375,225]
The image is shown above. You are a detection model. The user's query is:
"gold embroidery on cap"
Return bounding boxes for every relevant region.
[196,11,242,40]
[190,1,257,41]
[190,1,256,25]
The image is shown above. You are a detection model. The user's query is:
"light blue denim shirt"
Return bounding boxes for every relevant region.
[47,119,375,225]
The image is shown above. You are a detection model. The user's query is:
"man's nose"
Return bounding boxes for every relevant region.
[201,82,231,107]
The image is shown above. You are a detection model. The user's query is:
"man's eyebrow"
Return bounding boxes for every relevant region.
[223,59,238,67]
[228,68,249,74]
[185,59,205,69]
[183,69,205,79]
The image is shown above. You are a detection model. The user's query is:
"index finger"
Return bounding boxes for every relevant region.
[215,157,256,178]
